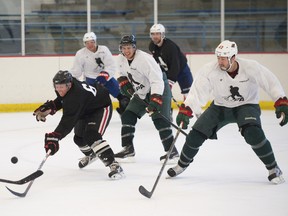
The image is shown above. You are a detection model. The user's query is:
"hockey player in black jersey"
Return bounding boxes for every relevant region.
[149,24,193,99]
[33,70,124,180]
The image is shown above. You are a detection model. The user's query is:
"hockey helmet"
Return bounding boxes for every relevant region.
[119,35,137,50]
[83,32,97,45]
[215,40,238,58]
[53,70,73,85]
[150,23,165,38]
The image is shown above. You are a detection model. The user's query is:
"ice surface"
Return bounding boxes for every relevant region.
[0,111,287,216]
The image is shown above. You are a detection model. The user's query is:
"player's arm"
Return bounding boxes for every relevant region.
[33,97,62,122]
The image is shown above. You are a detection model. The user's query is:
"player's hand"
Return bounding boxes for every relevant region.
[176,103,193,129]
[33,100,57,122]
[44,132,61,155]
[95,71,109,85]
[146,94,163,116]
[274,97,288,126]
[117,76,135,98]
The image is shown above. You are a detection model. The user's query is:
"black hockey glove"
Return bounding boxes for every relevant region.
[176,104,193,129]
[95,71,109,85]
[117,76,135,98]
[44,132,61,155]
[274,97,288,126]
[146,94,163,116]
[33,100,57,122]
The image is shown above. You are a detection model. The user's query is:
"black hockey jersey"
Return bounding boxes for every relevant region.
[149,38,187,82]
[53,78,111,138]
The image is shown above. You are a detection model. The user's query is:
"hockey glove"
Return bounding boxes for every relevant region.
[176,103,193,129]
[44,132,61,155]
[117,76,135,98]
[274,97,288,126]
[33,100,57,122]
[95,71,109,85]
[146,94,163,116]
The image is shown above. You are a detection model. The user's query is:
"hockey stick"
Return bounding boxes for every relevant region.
[6,150,51,197]
[0,170,43,185]
[132,94,188,136]
[139,127,182,198]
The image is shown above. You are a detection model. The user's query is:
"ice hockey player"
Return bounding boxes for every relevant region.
[114,34,179,163]
[33,70,124,179]
[149,23,193,100]
[167,40,287,184]
[70,32,129,115]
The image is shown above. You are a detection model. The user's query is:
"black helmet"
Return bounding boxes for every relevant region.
[53,70,73,85]
[119,35,136,50]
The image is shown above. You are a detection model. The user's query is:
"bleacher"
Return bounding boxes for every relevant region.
[0,0,286,55]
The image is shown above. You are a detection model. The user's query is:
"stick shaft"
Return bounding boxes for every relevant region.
[139,128,182,198]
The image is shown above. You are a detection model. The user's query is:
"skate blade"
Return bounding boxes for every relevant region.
[109,172,125,180]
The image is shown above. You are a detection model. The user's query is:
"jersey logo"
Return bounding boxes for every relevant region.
[158,56,168,72]
[95,58,104,69]
[224,85,244,102]
[127,72,145,90]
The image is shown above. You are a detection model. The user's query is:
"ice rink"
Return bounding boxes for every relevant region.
[0,110,287,216]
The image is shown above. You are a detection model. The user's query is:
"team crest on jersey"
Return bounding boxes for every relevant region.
[127,72,145,90]
[224,85,244,102]
[95,58,104,69]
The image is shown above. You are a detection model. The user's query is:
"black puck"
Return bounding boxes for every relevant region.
[11,156,18,164]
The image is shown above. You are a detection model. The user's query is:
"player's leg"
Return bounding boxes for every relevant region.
[237,104,284,184]
[152,76,178,163]
[167,103,223,177]
[114,97,146,160]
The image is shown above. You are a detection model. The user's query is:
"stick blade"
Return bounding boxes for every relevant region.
[5,170,44,197]
[138,185,152,198]
[22,170,44,184]
[6,186,27,197]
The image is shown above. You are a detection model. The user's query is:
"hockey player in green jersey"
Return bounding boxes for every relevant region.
[114,35,179,163]
[167,40,287,184]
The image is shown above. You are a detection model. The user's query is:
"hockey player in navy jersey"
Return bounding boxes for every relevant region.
[149,24,193,99]
[33,70,124,179]
[167,40,287,184]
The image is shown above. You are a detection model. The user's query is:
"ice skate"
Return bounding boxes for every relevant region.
[114,145,135,162]
[160,146,179,164]
[108,161,125,180]
[268,165,285,184]
[167,164,187,178]
[78,152,97,168]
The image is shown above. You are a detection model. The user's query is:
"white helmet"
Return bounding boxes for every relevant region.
[215,40,238,58]
[150,23,165,39]
[83,32,97,45]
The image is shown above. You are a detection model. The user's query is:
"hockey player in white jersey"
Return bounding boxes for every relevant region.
[167,40,287,184]
[113,35,179,162]
[70,32,129,115]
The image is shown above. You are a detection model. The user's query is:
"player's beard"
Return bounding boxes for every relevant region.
[219,64,230,71]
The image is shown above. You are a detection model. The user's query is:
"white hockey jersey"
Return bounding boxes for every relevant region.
[185,58,286,117]
[117,50,164,99]
[70,45,117,80]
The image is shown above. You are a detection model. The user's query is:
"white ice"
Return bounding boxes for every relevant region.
[0,110,287,216]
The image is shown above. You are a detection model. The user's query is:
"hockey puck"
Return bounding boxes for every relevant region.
[11,156,18,164]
